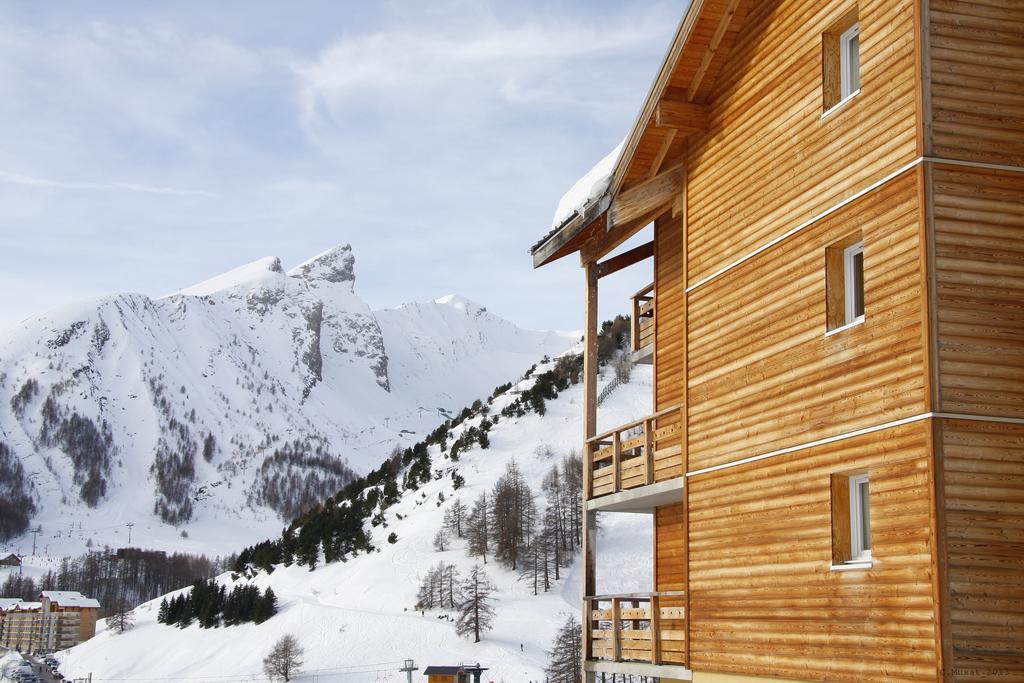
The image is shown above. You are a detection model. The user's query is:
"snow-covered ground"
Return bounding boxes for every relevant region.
[58,363,657,682]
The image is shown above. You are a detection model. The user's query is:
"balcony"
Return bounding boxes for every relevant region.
[585,592,689,673]
[631,283,655,364]
[585,405,684,511]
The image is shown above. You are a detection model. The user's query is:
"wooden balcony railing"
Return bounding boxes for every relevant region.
[631,283,655,358]
[585,592,687,666]
[585,405,684,499]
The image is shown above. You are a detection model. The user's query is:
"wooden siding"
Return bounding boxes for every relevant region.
[940,418,1024,681]
[686,169,926,472]
[687,420,940,681]
[655,213,686,415]
[685,0,920,285]
[933,165,1024,419]
[928,0,1024,167]
[656,503,688,666]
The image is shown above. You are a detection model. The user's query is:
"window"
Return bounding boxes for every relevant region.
[840,24,861,99]
[843,241,865,324]
[831,471,872,568]
[848,473,871,561]
[826,234,864,332]
[822,8,860,112]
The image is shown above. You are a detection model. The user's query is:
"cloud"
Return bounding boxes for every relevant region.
[293,13,670,130]
[0,170,216,197]
[0,1,683,332]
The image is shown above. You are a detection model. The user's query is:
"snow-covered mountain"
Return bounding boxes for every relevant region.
[54,357,655,683]
[0,245,577,557]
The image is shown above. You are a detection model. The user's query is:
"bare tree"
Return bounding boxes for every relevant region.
[545,614,582,683]
[433,528,449,552]
[263,633,304,682]
[445,497,467,538]
[107,598,135,634]
[465,492,489,563]
[456,564,495,643]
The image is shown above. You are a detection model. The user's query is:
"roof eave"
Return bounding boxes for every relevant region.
[531,195,611,268]
[607,0,708,199]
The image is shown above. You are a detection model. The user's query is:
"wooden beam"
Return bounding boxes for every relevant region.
[688,0,742,98]
[596,241,654,279]
[647,129,677,179]
[582,204,668,265]
[655,99,709,132]
[532,201,608,269]
[611,161,685,230]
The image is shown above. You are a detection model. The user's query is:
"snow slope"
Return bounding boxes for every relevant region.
[0,245,577,558]
[58,361,656,683]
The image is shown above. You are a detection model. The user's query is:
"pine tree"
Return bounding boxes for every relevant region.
[456,564,495,643]
[545,614,582,683]
[255,587,277,624]
[157,597,169,624]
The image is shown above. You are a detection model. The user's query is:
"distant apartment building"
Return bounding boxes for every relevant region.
[0,590,100,652]
[0,600,43,652]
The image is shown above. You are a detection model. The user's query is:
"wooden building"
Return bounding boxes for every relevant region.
[422,664,488,683]
[39,590,100,652]
[0,591,101,652]
[0,553,21,567]
[531,1,1022,681]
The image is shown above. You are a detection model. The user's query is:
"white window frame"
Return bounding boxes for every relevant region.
[849,473,871,562]
[840,23,861,99]
[843,241,865,325]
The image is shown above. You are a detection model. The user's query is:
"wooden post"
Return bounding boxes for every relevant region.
[583,597,593,662]
[650,594,662,665]
[612,432,622,494]
[631,293,641,353]
[611,598,622,662]
[582,261,598,674]
[584,442,594,500]
[645,418,655,485]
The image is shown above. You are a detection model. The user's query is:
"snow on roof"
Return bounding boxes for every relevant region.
[422,665,488,675]
[549,139,625,232]
[175,256,284,297]
[3,600,41,611]
[0,597,22,611]
[41,591,100,608]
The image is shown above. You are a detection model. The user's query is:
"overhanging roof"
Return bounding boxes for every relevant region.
[532,0,752,268]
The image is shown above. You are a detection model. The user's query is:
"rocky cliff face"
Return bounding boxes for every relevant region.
[0,245,576,554]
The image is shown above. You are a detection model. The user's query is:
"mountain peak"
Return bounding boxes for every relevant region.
[434,294,484,314]
[287,244,355,290]
[177,256,284,297]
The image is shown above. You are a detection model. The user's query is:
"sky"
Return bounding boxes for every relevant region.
[0,0,685,332]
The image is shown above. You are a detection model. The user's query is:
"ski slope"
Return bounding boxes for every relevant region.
[58,362,657,682]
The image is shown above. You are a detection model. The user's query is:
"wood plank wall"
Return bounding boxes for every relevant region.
[928,0,1024,167]
[687,420,939,681]
[655,503,688,666]
[655,213,686,420]
[687,170,926,472]
[685,0,919,285]
[933,165,1024,418]
[939,418,1024,680]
